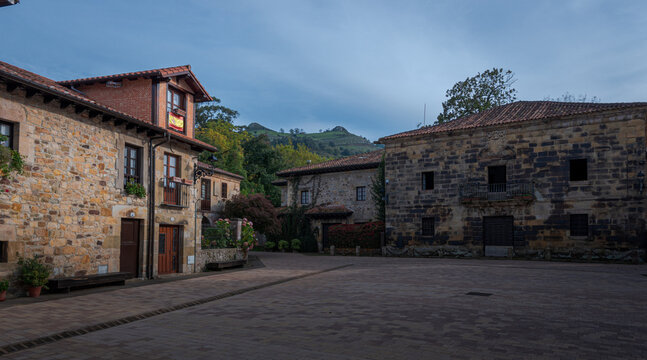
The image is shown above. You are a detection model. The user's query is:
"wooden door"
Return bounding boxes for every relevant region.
[322,223,341,249]
[158,225,180,274]
[120,219,140,277]
[483,216,514,256]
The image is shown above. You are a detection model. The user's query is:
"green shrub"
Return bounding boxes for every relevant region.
[203,219,233,248]
[125,178,147,198]
[0,135,24,179]
[18,256,51,288]
[265,241,276,251]
[0,279,8,292]
[291,238,301,251]
[278,240,289,251]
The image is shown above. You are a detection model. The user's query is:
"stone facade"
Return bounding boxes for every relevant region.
[0,62,218,292]
[198,167,242,227]
[380,106,647,261]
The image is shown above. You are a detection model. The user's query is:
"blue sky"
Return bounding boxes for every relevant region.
[2,0,646,140]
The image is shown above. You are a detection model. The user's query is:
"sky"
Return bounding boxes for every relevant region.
[2,0,647,141]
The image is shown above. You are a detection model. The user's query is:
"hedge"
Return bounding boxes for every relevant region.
[328,221,384,249]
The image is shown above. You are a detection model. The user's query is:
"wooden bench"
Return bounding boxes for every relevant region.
[205,259,246,271]
[48,272,132,293]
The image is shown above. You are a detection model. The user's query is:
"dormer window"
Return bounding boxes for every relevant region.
[167,88,186,133]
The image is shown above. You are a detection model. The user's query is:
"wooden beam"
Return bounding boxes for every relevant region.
[74,105,85,114]
[6,82,18,93]
[25,89,37,98]
[126,123,136,130]
[102,114,113,122]
[60,100,71,109]
[88,110,99,119]
[43,95,54,104]
[113,119,124,126]
[136,126,146,134]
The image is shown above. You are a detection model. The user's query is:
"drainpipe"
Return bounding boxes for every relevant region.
[147,133,170,279]
[194,198,200,274]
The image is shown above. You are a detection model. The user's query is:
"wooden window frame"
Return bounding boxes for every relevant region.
[356,186,366,201]
[221,182,228,199]
[124,144,142,186]
[422,171,434,190]
[301,190,310,205]
[0,120,15,150]
[166,87,186,113]
[422,217,435,237]
[164,153,181,179]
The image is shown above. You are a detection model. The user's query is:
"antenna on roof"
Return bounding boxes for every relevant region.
[423,103,426,126]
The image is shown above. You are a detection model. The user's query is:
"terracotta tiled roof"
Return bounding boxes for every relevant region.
[276,149,384,177]
[0,60,216,152]
[57,65,212,102]
[271,179,288,186]
[305,204,354,219]
[379,101,647,142]
[196,161,244,181]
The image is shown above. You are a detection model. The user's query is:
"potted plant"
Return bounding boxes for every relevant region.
[291,239,301,253]
[264,241,276,252]
[18,256,50,298]
[278,240,289,252]
[125,178,147,198]
[0,279,8,301]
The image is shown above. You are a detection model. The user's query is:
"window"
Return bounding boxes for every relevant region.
[301,190,310,205]
[163,153,180,179]
[124,145,141,186]
[201,179,211,200]
[167,88,186,133]
[0,121,14,149]
[221,182,228,199]
[166,88,185,112]
[422,217,435,236]
[488,165,506,192]
[356,186,366,201]
[422,171,434,190]
[570,214,588,236]
[570,159,588,181]
[0,241,7,263]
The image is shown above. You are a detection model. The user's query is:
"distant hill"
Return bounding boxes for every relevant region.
[245,123,382,158]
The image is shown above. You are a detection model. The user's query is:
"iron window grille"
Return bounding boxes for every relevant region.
[422,217,435,236]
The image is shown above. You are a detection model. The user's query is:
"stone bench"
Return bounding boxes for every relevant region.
[47,272,132,293]
[205,259,246,271]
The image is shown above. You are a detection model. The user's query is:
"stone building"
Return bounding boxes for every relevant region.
[378,101,647,261]
[275,150,383,249]
[196,161,243,227]
[0,60,220,285]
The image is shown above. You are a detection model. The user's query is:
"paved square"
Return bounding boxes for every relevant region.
[2,253,646,359]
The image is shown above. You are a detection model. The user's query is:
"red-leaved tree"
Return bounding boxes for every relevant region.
[222,194,280,235]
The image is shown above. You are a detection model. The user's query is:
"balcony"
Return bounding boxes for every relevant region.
[459,183,535,203]
[162,178,190,208]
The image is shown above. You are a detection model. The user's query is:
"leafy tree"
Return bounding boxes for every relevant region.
[544,92,600,103]
[436,68,517,124]
[274,142,329,169]
[221,194,280,235]
[370,154,385,221]
[194,98,239,129]
[242,135,283,203]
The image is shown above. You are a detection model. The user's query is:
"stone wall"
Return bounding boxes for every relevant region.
[197,248,243,270]
[382,109,647,260]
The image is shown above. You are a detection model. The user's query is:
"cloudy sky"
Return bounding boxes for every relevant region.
[2,0,646,140]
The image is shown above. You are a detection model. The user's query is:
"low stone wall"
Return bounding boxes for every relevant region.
[197,248,244,271]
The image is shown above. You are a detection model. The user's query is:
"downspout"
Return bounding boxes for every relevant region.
[147,133,170,279]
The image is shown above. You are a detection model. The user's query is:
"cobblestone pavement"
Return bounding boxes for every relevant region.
[2,253,647,359]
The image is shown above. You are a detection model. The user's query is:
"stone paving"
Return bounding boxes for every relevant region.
[1,253,647,359]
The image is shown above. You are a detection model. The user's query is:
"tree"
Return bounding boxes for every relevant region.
[544,92,600,103]
[194,98,239,129]
[221,194,280,235]
[436,68,517,124]
[369,154,385,222]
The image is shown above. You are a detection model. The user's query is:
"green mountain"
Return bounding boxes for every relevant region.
[245,123,382,158]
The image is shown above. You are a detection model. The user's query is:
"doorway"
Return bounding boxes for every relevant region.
[158,225,181,274]
[483,216,514,257]
[120,219,140,278]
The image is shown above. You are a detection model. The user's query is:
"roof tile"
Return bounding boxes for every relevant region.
[276,150,383,177]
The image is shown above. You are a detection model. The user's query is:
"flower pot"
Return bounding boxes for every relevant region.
[28,286,42,298]
[0,290,6,302]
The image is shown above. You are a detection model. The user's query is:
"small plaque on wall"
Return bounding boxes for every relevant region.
[98,265,108,274]
[187,255,195,265]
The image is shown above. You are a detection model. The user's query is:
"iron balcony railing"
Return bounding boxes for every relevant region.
[200,198,212,211]
[459,182,534,202]
[162,178,190,207]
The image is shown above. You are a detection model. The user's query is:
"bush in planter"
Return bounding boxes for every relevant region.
[278,240,289,251]
[125,178,146,198]
[264,241,276,251]
[203,219,233,248]
[291,238,301,252]
[18,256,50,296]
[0,279,7,301]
